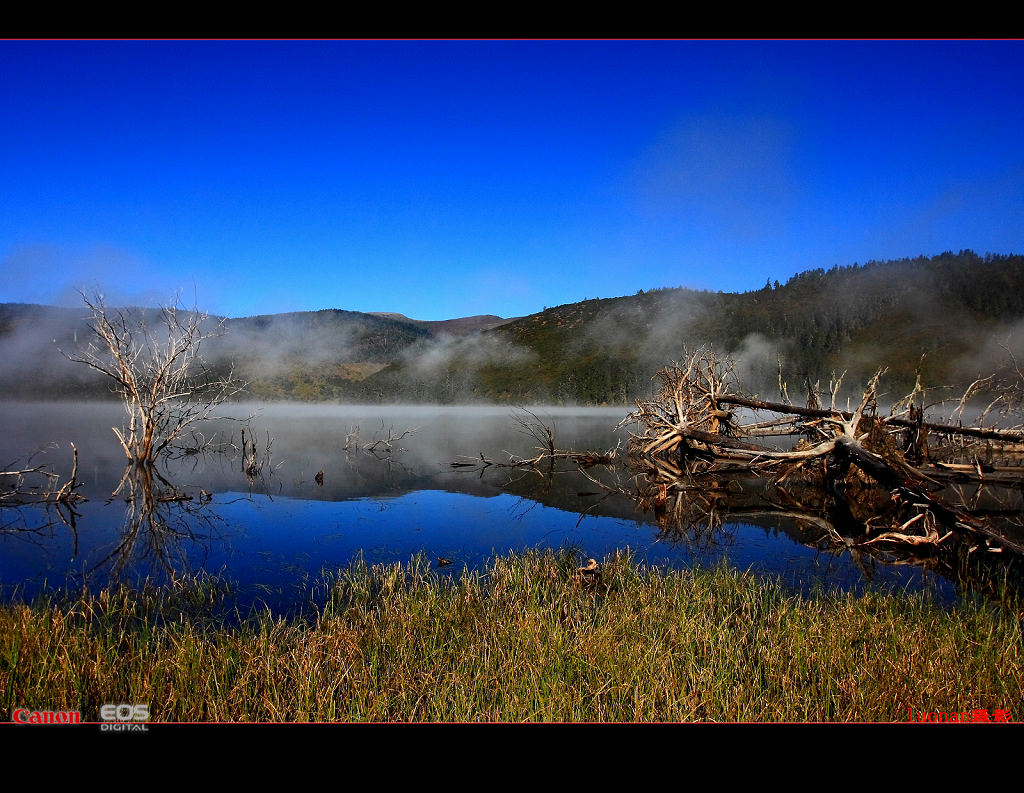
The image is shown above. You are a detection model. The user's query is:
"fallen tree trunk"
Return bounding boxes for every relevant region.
[718,393,1024,442]
[624,349,1024,555]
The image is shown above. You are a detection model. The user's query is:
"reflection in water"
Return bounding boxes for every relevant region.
[92,463,223,585]
[2,402,1019,612]
[622,462,1024,604]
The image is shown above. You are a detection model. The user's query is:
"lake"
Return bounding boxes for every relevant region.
[1,401,963,613]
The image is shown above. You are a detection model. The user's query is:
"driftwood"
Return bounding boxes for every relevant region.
[451,407,620,472]
[1,444,86,506]
[344,422,419,455]
[716,392,1024,443]
[451,448,619,471]
[622,349,1024,555]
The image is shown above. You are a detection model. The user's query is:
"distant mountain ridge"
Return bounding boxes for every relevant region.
[2,250,1023,404]
[0,302,514,400]
[367,312,515,336]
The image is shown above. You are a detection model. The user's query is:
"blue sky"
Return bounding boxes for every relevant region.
[1,40,1021,320]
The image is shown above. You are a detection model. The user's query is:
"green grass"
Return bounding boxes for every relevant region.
[2,550,1022,722]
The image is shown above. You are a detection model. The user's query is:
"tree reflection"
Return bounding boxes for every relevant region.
[84,462,225,585]
[626,464,1024,602]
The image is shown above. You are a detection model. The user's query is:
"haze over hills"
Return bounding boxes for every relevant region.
[2,250,1023,405]
[368,313,515,336]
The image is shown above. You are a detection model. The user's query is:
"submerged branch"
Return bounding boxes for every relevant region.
[1,445,86,506]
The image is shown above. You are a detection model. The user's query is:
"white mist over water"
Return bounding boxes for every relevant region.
[0,400,960,613]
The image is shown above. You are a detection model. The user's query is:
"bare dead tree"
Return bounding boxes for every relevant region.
[511,407,556,460]
[64,291,244,468]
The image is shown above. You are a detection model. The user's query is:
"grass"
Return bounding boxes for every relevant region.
[2,549,1022,722]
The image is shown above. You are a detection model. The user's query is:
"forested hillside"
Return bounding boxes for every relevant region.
[2,251,1022,405]
[337,250,1024,404]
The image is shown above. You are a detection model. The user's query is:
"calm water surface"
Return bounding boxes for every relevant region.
[0,402,958,613]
